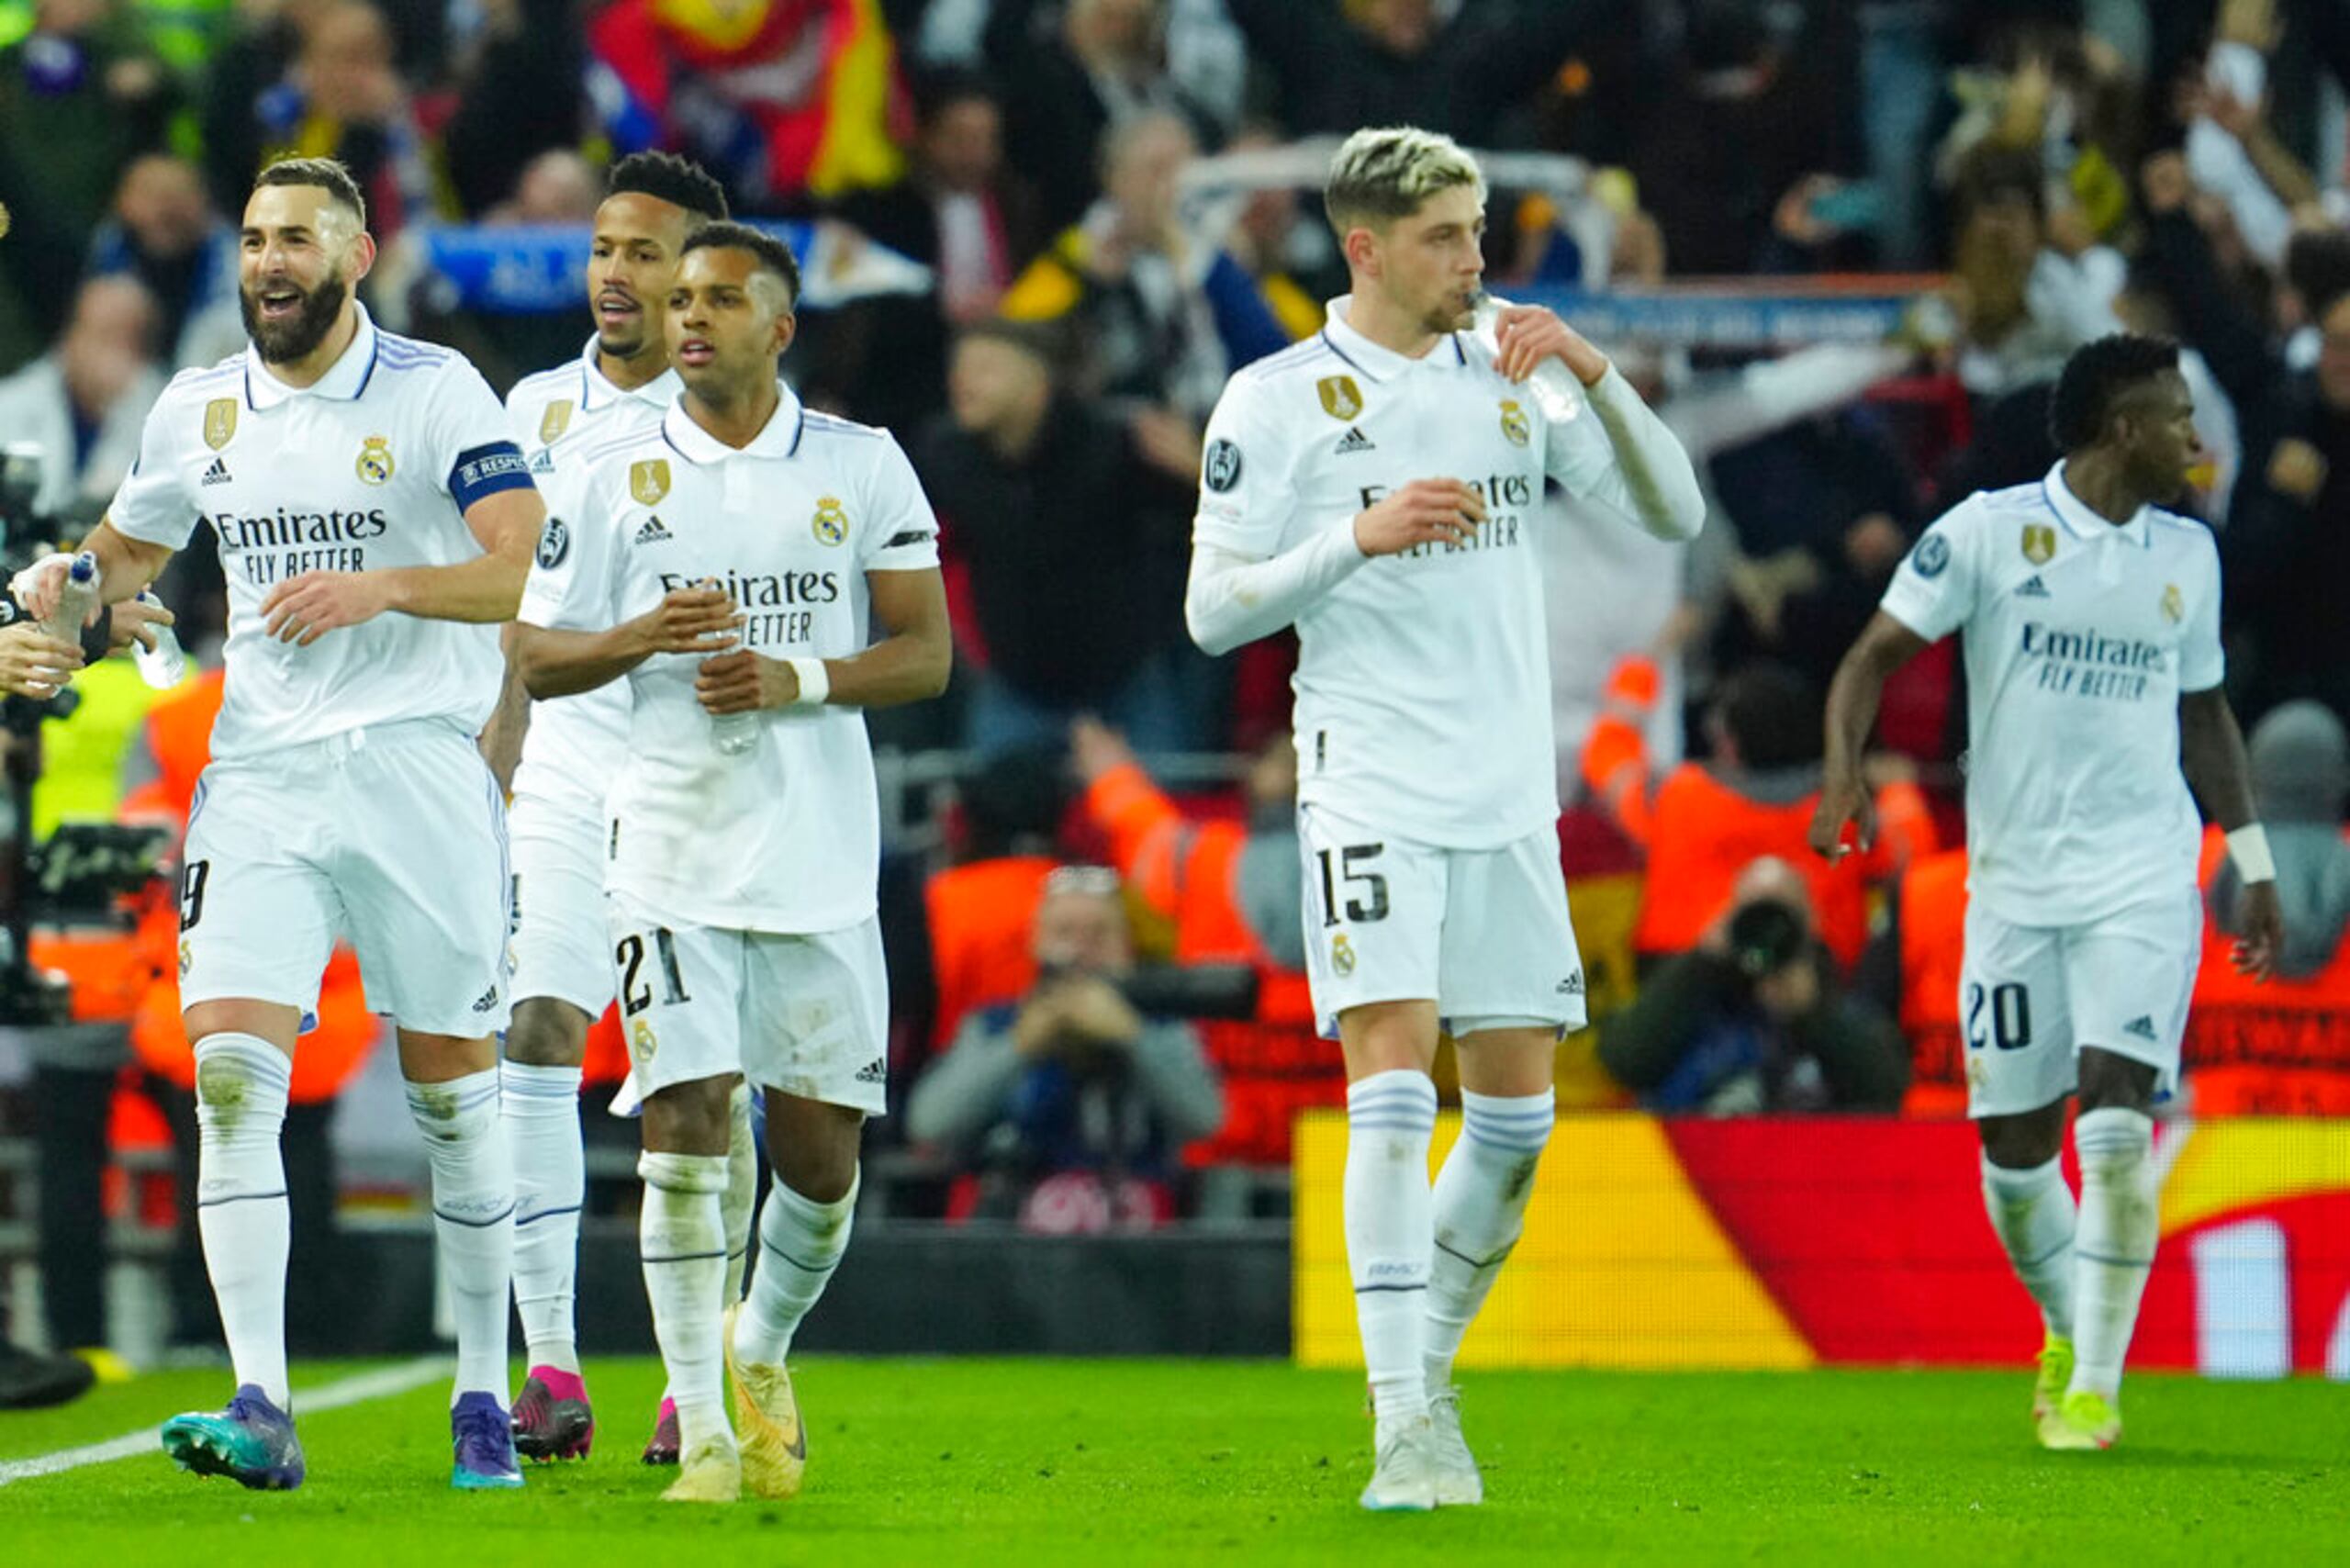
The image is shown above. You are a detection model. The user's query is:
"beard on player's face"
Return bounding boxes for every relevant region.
[241,267,350,364]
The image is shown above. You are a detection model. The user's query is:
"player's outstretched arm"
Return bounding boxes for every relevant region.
[696,567,953,715]
[1184,479,1484,655]
[1809,610,1930,862]
[2180,686,2286,979]
[516,585,741,700]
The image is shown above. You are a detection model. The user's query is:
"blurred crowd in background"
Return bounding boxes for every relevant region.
[4,0,2350,1338]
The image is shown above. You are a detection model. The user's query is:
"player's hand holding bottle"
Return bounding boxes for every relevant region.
[0,621,84,698]
[1351,479,1487,556]
[623,584,740,659]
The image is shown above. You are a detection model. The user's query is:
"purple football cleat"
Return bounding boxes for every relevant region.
[642,1396,680,1466]
[452,1391,525,1490]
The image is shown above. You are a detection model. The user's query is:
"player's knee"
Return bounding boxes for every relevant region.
[643,1075,734,1155]
[2075,1048,2157,1116]
[504,998,590,1068]
[1976,1103,2065,1170]
[192,1033,292,1142]
[766,1094,862,1203]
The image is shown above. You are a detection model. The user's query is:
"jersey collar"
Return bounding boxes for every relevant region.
[576,336,681,414]
[2045,460,2151,548]
[660,380,804,465]
[1319,295,1469,384]
[243,302,379,410]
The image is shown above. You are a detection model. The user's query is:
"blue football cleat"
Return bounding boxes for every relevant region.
[161,1383,306,1491]
[452,1391,525,1490]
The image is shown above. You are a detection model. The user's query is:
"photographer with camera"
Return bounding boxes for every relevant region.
[1593,857,1909,1115]
[906,865,1225,1230]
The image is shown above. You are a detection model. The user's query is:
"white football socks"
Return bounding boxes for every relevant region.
[1981,1152,2076,1339]
[406,1069,515,1407]
[735,1169,857,1368]
[503,1060,584,1374]
[640,1150,732,1455]
[1344,1070,1437,1431]
[1425,1089,1553,1390]
[193,1033,294,1409]
[2070,1107,2158,1399]
[723,1082,757,1304]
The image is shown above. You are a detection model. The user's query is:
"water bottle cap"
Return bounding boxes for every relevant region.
[68,553,96,582]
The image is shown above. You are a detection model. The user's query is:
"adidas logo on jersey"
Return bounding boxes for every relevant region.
[200,456,232,486]
[854,1058,886,1084]
[1557,971,1585,996]
[2015,575,2051,599]
[1334,426,1375,455]
[471,985,499,1014]
[2122,1014,2157,1041]
[529,448,555,475]
[633,516,673,544]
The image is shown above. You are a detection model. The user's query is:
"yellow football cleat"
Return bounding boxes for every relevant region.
[661,1432,742,1502]
[2031,1333,2075,1426]
[724,1304,807,1501]
[2039,1389,2122,1451]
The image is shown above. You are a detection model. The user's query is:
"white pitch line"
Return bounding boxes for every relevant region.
[0,1354,450,1486]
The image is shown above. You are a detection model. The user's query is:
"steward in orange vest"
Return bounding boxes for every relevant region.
[1586,656,1934,969]
[1073,720,1331,1167]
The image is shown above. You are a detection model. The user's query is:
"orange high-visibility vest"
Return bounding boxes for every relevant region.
[925,856,1058,1050]
[2185,824,2350,1114]
[1895,848,1970,1119]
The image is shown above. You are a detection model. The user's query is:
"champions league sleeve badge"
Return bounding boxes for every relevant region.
[536,517,570,569]
[1911,533,1950,579]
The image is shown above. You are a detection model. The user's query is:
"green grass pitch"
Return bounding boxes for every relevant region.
[1,1359,2343,1565]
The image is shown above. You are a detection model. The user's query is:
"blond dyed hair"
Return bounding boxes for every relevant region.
[1322,126,1485,235]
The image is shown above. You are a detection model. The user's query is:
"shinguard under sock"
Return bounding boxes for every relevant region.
[1425,1089,1554,1388]
[1980,1151,2077,1340]
[194,1034,294,1409]
[2070,1108,2158,1399]
[1344,1070,1438,1428]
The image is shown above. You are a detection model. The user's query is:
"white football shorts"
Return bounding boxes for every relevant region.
[607,899,888,1115]
[180,718,512,1037]
[1296,804,1587,1040]
[508,782,614,1018]
[1959,887,2203,1118]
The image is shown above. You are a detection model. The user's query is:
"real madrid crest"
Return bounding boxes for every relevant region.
[630,458,671,506]
[2021,523,2055,566]
[355,434,394,485]
[538,398,574,445]
[1316,375,1363,422]
[811,495,848,546]
[202,398,238,452]
[1499,399,1530,448]
[1331,932,1357,977]
[2160,583,2184,624]
[631,1015,658,1062]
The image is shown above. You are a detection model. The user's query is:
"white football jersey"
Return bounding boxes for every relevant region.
[1880,461,2225,926]
[505,339,680,814]
[1194,298,1667,848]
[107,306,532,761]
[519,385,942,935]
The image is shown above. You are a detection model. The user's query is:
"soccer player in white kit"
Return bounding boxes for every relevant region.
[13,158,547,1490]
[1811,334,2284,1450]
[494,151,740,1467]
[1185,127,1705,1510]
[513,223,951,1503]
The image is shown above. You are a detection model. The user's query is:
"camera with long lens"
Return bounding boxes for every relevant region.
[1726,897,1809,980]
[1035,960,1261,1021]
[0,441,173,1025]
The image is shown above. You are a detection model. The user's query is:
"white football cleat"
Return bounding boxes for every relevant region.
[1359,1416,1438,1512]
[1426,1386,1483,1506]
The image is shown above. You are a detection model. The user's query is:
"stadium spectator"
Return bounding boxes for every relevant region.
[915,317,1202,754]
[85,152,242,369]
[0,0,175,360]
[1001,109,1287,426]
[1070,716,1333,1178]
[587,0,908,210]
[1223,0,1603,152]
[237,0,441,244]
[1584,659,1935,971]
[197,0,329,218]
[2210,700,2350,982]
[919,745,1069,1058]
[980,0,1215,236]
[905,865,1224,1231]
[832,68,1041,435]
[0,274,166,526]
[439,0,586,218]
[1592,857,1911,1114]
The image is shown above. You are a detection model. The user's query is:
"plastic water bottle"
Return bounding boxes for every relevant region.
[1472,294,1582,426]
[131,591,185,689]
[41,551,99,646]
[712,709,757,756]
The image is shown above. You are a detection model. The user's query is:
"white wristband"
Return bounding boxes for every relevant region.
[2227,823,2277,884]
[786,656,829,708]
